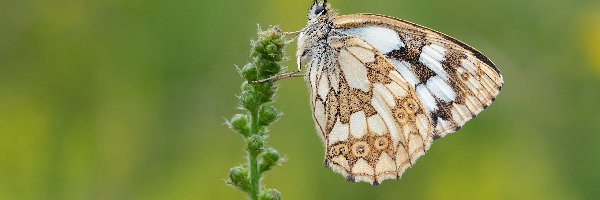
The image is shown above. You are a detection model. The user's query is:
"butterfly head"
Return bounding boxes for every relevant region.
[308,0,332,21]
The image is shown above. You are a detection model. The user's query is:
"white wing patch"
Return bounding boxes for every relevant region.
[385,81,408,99]
[341,26,405,54]
[426,76,457,102]
[371,91,402,147]
[419,51,449,81]
[352,158,374,176]
[415,114,432,138]
[375,152,397,182]
[347,46,376,63]
[350,111,368,138]
[338,49,371,92]
[374,83,396,108]
[415,85,438,113]
[330,67,341,92]
[318,72,330,99]
[328,119,349,145]
[422,43,447,61]
[390,60,420,86]
[367,114,387,135]
[313,99,326,134]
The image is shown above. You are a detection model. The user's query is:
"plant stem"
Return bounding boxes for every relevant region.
[248,111,261,200]
[248,154,260,200]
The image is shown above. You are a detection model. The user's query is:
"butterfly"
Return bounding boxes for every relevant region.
[258,0,503,185]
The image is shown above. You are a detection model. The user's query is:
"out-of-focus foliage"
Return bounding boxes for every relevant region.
[579,4,600,76]
[0,0,599,199]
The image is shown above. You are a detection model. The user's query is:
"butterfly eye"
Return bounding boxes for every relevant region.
[314,4,326,15]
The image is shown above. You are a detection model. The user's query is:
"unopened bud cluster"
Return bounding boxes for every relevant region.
[228,165,250,192]
[226,26,286,200]
[259,147,281,172]
[259,188,281,200]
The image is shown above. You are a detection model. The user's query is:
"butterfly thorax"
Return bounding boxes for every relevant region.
[296,4,338,72]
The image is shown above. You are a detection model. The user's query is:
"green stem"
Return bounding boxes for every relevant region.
[248,152,260,200]
[248,110,261,200]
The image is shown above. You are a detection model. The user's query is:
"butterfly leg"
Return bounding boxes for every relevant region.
[282,26,306,36]
[282,27,307,44]
[251,70,305,83]
[283,30,301,36]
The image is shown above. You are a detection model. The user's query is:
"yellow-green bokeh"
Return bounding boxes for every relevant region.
[1,0,599,199]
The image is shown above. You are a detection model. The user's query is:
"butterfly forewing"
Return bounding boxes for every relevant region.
[333,14,503,138]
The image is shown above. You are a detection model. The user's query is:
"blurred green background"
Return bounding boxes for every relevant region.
[1,0,600,199]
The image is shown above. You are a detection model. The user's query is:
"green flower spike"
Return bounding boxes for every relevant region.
[226,26,287,200]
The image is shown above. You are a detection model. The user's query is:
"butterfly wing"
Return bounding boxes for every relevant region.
[333,13,503,138]
[311,34,436,185]
[311,13,503,184]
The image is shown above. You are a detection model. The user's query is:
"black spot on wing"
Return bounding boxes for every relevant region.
[430,101,453,125]
[454,126,462,131]
[439,49,469,105]
[386,47,407,60]
[409,61,436,84]
[346,176,356,182]
[373,180,380,185]
[441,49,466,75]
[386,47,436,84]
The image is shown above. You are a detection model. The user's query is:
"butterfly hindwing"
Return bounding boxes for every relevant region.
[310,35,435,184]
[333,13,503,138]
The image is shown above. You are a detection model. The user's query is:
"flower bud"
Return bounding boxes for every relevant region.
[265,43,278,55]
[228,166,250,192]
[241,63,258,81]
[247,135,265,156]
[264,43,283,61]
[240,90,259,111]
[259,147,281,172]
[259,188,281,200]
[259,105,279,126]
[253,41,267,57]
[229,114,249,137]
